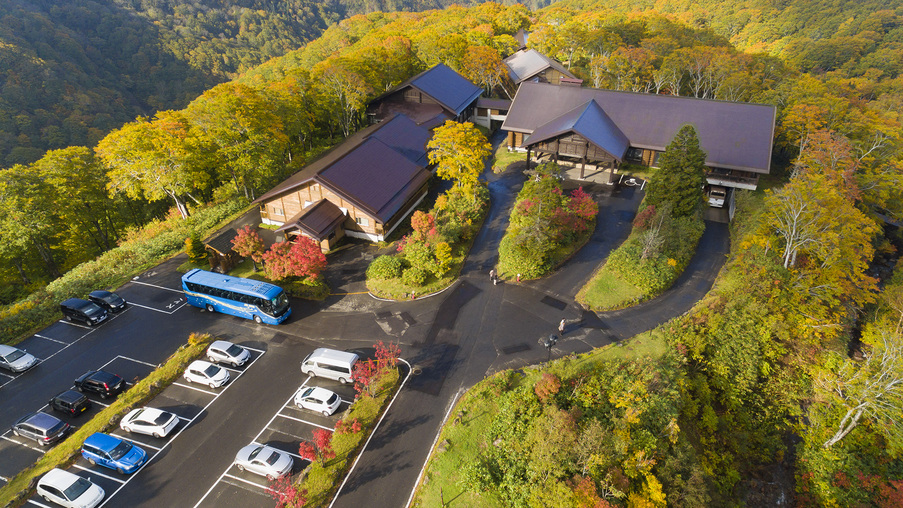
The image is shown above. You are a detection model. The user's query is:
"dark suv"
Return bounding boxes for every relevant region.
[12,412,71,446]
[88,290,127,313]
[60,298,108,326]
[48,390,92,416]
[74,370,126,399]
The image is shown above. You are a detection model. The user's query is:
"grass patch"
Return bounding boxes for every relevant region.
[491,145,525,173]
[300,368,401,506]
[576,264,645,310]
[411,331,667,507]
[0,332,215,507]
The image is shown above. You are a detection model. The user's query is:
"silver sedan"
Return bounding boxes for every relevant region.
[120,407,179,438]
[233,444,293,480]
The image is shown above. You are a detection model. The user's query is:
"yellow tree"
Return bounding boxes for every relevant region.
[461,45,510,98]
[97,111,211,219]
[426,121,491,203]
[311,57,373,138]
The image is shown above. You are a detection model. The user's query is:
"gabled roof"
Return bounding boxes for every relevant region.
[382,64,483,116]
[503,81,777,174]
[524,100,630,161]
[204,228,238,255]
[276,199,346,241]
[253,113,431,214]
[503,49,577,84]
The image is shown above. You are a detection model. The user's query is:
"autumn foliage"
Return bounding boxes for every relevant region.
[262,237,326,281]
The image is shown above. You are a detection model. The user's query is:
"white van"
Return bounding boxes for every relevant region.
[707,185,727,208]
[301,348,359,384]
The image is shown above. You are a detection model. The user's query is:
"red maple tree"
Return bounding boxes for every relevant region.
[262,237,327,281]
[231,225,266,271]
[267,475,307,507]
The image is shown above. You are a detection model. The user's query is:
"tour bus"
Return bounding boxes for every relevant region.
[181,269,291,325]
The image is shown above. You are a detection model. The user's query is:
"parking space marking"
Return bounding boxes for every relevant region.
[222,473,269,490]
[72,464,126,484]
[127,301,184,315]
[128,280,184,293]
[171,382,219,396]
[0,372,13,379]
[118,356,158,368]
[26,499,53,508]
[0,434,47,454]
[219,365,244,374]
[276,413,332,431]
[33,334,68,345]
[242,345,266,354]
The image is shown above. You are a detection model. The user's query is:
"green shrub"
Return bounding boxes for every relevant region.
[402,266,429,286]
[366,255,406,279]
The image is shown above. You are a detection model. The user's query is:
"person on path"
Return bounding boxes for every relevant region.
[489,268,498,285]
[559,318,566,335]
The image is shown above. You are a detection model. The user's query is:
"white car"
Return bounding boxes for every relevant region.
[183,360,229,389]
[36,468,105,508]
[234,444,293,480]
[294,386,342,416]
[207,340,251,367]
[120,407,179,438]
[0,344,38,373]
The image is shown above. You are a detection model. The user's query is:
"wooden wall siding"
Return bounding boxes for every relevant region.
[642,149,655,166]
[531,134,613,162]
[507,131,524,148]
[544,69,566,85]
[262,181,381,235]
[403,89,437,105]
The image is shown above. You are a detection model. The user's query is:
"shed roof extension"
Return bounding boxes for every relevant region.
[524,99,630,161]
[503,49,577,84]
[276,199,346,241]
[503,81,777,174]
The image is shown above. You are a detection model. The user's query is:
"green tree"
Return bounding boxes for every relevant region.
[427,121,491,203]
[185,233,207,264]
[646,125,707,218]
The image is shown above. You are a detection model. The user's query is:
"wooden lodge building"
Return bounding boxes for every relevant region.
[501,81,777,205]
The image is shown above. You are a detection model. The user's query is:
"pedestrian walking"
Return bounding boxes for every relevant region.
[489,268,498,285]
[558,318,566,335]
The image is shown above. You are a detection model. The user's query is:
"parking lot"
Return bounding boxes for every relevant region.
[195,375,356,507]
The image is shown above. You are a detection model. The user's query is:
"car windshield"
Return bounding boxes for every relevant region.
[248,446,264,460]
[203,364,220,377]
[109,440,132,460]
[48,421,68,434]
[225,344,244,357]
[63,477,92,501]
[269,292,290,316]
[84,304,104,317]
[301,387,314,397]
[4,349,25,362]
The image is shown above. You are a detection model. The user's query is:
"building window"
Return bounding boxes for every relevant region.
[625,148,643,162]
[651,151,662,167]
[273,207,284,216]
[355,216,369,227]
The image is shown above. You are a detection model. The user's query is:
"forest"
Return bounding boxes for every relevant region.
[1,0,902,504]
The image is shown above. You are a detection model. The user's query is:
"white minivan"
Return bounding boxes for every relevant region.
[300,348,359,384]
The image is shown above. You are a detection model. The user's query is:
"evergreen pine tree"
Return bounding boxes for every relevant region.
[645,125,707,217]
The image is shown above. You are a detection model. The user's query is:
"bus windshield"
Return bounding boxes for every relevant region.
[269,292,290,317]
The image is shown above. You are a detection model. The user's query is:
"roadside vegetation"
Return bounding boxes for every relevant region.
[578,126,707,310]
[0,332,215,507]
[367,122,491,299]
[497,162,598,280]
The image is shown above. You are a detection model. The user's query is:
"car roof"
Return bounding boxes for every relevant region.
[0,344,20,354]
[190,360,215,368]
[84,432,122,451]
[84,370,121,383]
[89,290,113,297]
[308,348,359,363]
[39,468,80,489]
[209,340,237,350]
[130,407,166,420]
[303,387,334,398]
[62,297,93,308]
[54,390,87,403]
[20,412,64,430]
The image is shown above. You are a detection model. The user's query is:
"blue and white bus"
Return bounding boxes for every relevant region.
[181,269,292,325]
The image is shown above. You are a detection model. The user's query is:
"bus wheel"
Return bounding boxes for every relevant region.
[253,315,263,324]
[206,304,214,313]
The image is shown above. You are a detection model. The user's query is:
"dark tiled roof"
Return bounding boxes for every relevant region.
[503,49,576,84]
[318,137,429,222]
[383,64,483,116]
[205,228,238,255]
[525,100,630,161]
[276,199,346,241]
[503,82,776,174]
[253,114,430,206]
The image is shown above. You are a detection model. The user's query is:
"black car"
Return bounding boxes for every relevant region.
[60,298,108,326]
[12,412,71,446]
[88,290,127,312]
[74,370,126,399]
[48,390,92,416]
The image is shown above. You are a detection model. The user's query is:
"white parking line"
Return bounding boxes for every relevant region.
[98,348,267,508]
[72,464,126,484]
[0,474,9,481]
[0,434,47,453]
[126,301,179,315]
[171,382,218,396]
[241,345,266,354]
[58,320,93,329]
[0,372,14,379]
[219,365,244,374]
[118,356,158,368]
[222,473,269,490]
[276,413,333,431]
[27,499,54,508]
[33,334,69,345]
[128,280,184,293]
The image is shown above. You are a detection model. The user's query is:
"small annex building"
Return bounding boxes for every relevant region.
[204,228,241,273]
[503,48,579,86]
[502,81,776,195]
[367,63,483,128]
[253,113,433,250]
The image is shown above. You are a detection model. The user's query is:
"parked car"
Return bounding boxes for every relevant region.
[207,340,250,367]
[183,360,229,389]
[81,433,147,474]
[60,298,108,326]
[300,348,359,384]
[294,386,342,416]
[36,468,105,508]
[48,390,92,416]
[0,344,38,372]
[87,290,127,313]
[12,412,70,446]
[74,370,126,399]
[120,407,179,438]
[233,444,293,480]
